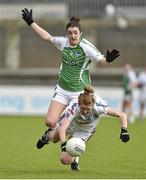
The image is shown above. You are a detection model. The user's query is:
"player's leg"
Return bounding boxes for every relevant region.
[128,97,135,123]
[36,85,82,149]
[51,125,60,143]
[70,131,95,171]
[122,98,127,113]
[59,132,80,171]
[36,100,66,149]
[71,157,80,171]
[123,95,135,123]
[45,100,67,128]
[139,101,144,121]
[45,85,82,128]
[138,92,146,121]
[36,119,62,149]
[36,128,52,149]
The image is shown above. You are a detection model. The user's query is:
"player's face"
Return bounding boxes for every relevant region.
[79,102,94,115]
[67,27,81,46]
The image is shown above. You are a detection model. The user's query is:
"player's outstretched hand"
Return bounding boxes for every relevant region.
[106,49,120,63]
[61,142,67,152]
[120,127,130,143]
[22,8,34,26]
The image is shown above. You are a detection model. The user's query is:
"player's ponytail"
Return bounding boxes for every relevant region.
[69,16,80,22]
[78,85,95,105]
[84,85,94,95]
[66,16,81,32]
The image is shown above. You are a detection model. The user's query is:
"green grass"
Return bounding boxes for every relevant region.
[0,115,146,179]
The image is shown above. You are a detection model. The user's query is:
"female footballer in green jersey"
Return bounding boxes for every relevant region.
[22,8,120,148]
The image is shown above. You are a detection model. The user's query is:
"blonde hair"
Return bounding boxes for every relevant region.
[78,85,95,105]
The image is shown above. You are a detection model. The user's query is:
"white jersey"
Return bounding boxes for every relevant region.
[63,95,108,136]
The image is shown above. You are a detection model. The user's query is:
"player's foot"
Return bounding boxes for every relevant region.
[71,160,80,171]
[36,128,51,149]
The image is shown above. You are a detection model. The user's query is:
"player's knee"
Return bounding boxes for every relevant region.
[45,118,56,128]
[121,111,127,119]
[51,137,59,143]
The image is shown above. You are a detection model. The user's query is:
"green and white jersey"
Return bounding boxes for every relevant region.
[123,70,137,95]
[51,36,104,92]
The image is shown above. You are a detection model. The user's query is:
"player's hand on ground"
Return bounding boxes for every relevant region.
[120,127,130,143]
[61,142,67,152]
[106,49,120,63]
[22,8,34,26]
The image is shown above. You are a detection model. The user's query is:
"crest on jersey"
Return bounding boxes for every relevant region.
[74,51,81,57]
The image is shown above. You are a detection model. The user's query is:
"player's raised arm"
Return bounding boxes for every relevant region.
[22,8,53,43]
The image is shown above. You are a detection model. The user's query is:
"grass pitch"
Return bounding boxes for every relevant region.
[0,115,146,179]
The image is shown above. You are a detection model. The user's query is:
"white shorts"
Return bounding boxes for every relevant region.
[52,84,83,105]
[123,94,133,101]
[56,117,96,143]
[56,122,95,142]
[66,129,95,142]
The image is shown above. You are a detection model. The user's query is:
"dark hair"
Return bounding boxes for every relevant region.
[78,85,95,105]
[66,16,81,32]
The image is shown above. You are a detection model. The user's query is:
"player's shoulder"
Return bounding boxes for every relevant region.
[53,36,68,43]
[52,36,68,49]
[80,38,96,48]
[94,95,108,106]
[80,38,100,54]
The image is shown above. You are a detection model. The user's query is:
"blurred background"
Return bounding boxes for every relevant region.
[0,0,146,116]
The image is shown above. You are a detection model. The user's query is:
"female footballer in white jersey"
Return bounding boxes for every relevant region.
[21,8,120,148]
[44,85,130,171]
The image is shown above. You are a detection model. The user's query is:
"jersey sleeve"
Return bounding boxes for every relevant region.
[51,36,67,50]
[94,95,108,114]
[81,38,105,62]
[64,100,78,121]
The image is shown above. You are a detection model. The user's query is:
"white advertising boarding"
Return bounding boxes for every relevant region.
[0,85,141,115]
